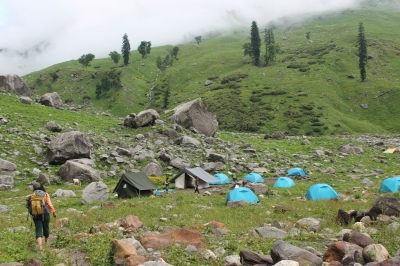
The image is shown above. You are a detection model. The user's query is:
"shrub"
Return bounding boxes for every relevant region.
[311,122,324,126]
[264,90,287,95]
[250,96,262,102]
[334,124,341,127]
[299,67,310,72]
[300,103,315,110]
[221,72,248,84]
[287,63,307,69]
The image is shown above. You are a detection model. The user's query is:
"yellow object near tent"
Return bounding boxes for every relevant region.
[383,148,400,154]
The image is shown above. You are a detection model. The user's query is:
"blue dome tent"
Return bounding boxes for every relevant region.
[306,184,339,201]
[244,172,264,183]
[287,167,307,177]
[273,177,296,188]
[378,177,400,193]
[226,187,259,204]
[210,173,232,185]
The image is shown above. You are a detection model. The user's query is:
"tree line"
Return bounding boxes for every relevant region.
[243,21,368,81]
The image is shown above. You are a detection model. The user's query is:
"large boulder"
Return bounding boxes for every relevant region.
[39,92,62,109]
[337,144,364,155]
[81,181,109,204]
[142,160,163,176]
[271,240,323,266]
[0,159,16,171]
[46,131,92,164]
[56,160,102,183]
[168,98,218,137]
[0,74,32,96]
[366,197,400,220]
[124,109,160,128]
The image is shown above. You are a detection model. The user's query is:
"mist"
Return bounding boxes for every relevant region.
[0,0,360,76]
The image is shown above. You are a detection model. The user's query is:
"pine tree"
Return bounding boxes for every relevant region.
[358,22,367,82]
[121,33,131,66]
[264,28,276,65]
[250,21,261,66]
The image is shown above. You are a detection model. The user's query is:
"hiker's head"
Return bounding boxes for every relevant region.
[32,182,46,192]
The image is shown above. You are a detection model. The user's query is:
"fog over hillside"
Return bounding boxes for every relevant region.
[0,0,360,76]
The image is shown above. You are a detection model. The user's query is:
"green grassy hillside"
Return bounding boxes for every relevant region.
[22,8,400,135]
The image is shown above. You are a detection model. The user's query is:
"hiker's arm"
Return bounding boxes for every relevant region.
[45,193,56,213]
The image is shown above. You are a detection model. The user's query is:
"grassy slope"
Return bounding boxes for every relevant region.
[1,93,400,264]
[22,8,400,137]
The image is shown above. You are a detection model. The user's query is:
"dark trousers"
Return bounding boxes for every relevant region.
[194,186,199,193]
[33,213,50,239]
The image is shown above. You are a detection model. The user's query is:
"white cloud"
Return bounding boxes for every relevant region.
[0,0,359,76]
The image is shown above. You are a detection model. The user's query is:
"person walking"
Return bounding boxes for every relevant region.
[194,177,200,194]
[26,183,57,251]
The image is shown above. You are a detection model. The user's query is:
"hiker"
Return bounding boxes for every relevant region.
[26,183,57,251]
[194,177,200,194]
[165,177,170,194]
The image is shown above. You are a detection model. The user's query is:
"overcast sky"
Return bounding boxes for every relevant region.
[0,0,359,76]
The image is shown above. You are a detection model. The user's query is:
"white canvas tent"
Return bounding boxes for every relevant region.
[170,167,219,189]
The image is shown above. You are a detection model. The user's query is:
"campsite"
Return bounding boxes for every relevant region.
[1,90,400,265]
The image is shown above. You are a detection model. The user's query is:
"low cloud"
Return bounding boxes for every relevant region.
[0,0,359,76]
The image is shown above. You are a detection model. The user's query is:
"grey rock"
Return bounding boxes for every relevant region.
[169,98,218,137]
[222,255,241,266]
[0,205,10,214]
[170,158,190,169]
[363,244,389,263]
[39,92,62,108]
[124,109,160,128]
[0,158,16,171]
[56,160,102,183]
[254,226,287,239]
[0,175,14,190]
[19,96,32,104]
[246,182,268,195]
[81,181,109,204]
[46,131,92,164]
[45,121,62,132]
[0,74,32,96]
[295,217,321,232]
[271,240,323,266]
[142,160,163,176]
[52,189,76,197]
[360,178,374,187]
[162,128,179,139]
[175,135,201,147]
[338,144,364,155]
[274,260,299,266]
[208,153,226,163]
[36,173,50,184]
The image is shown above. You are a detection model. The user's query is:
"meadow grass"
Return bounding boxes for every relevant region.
[1,91,400,264]
[21,8,400,136]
